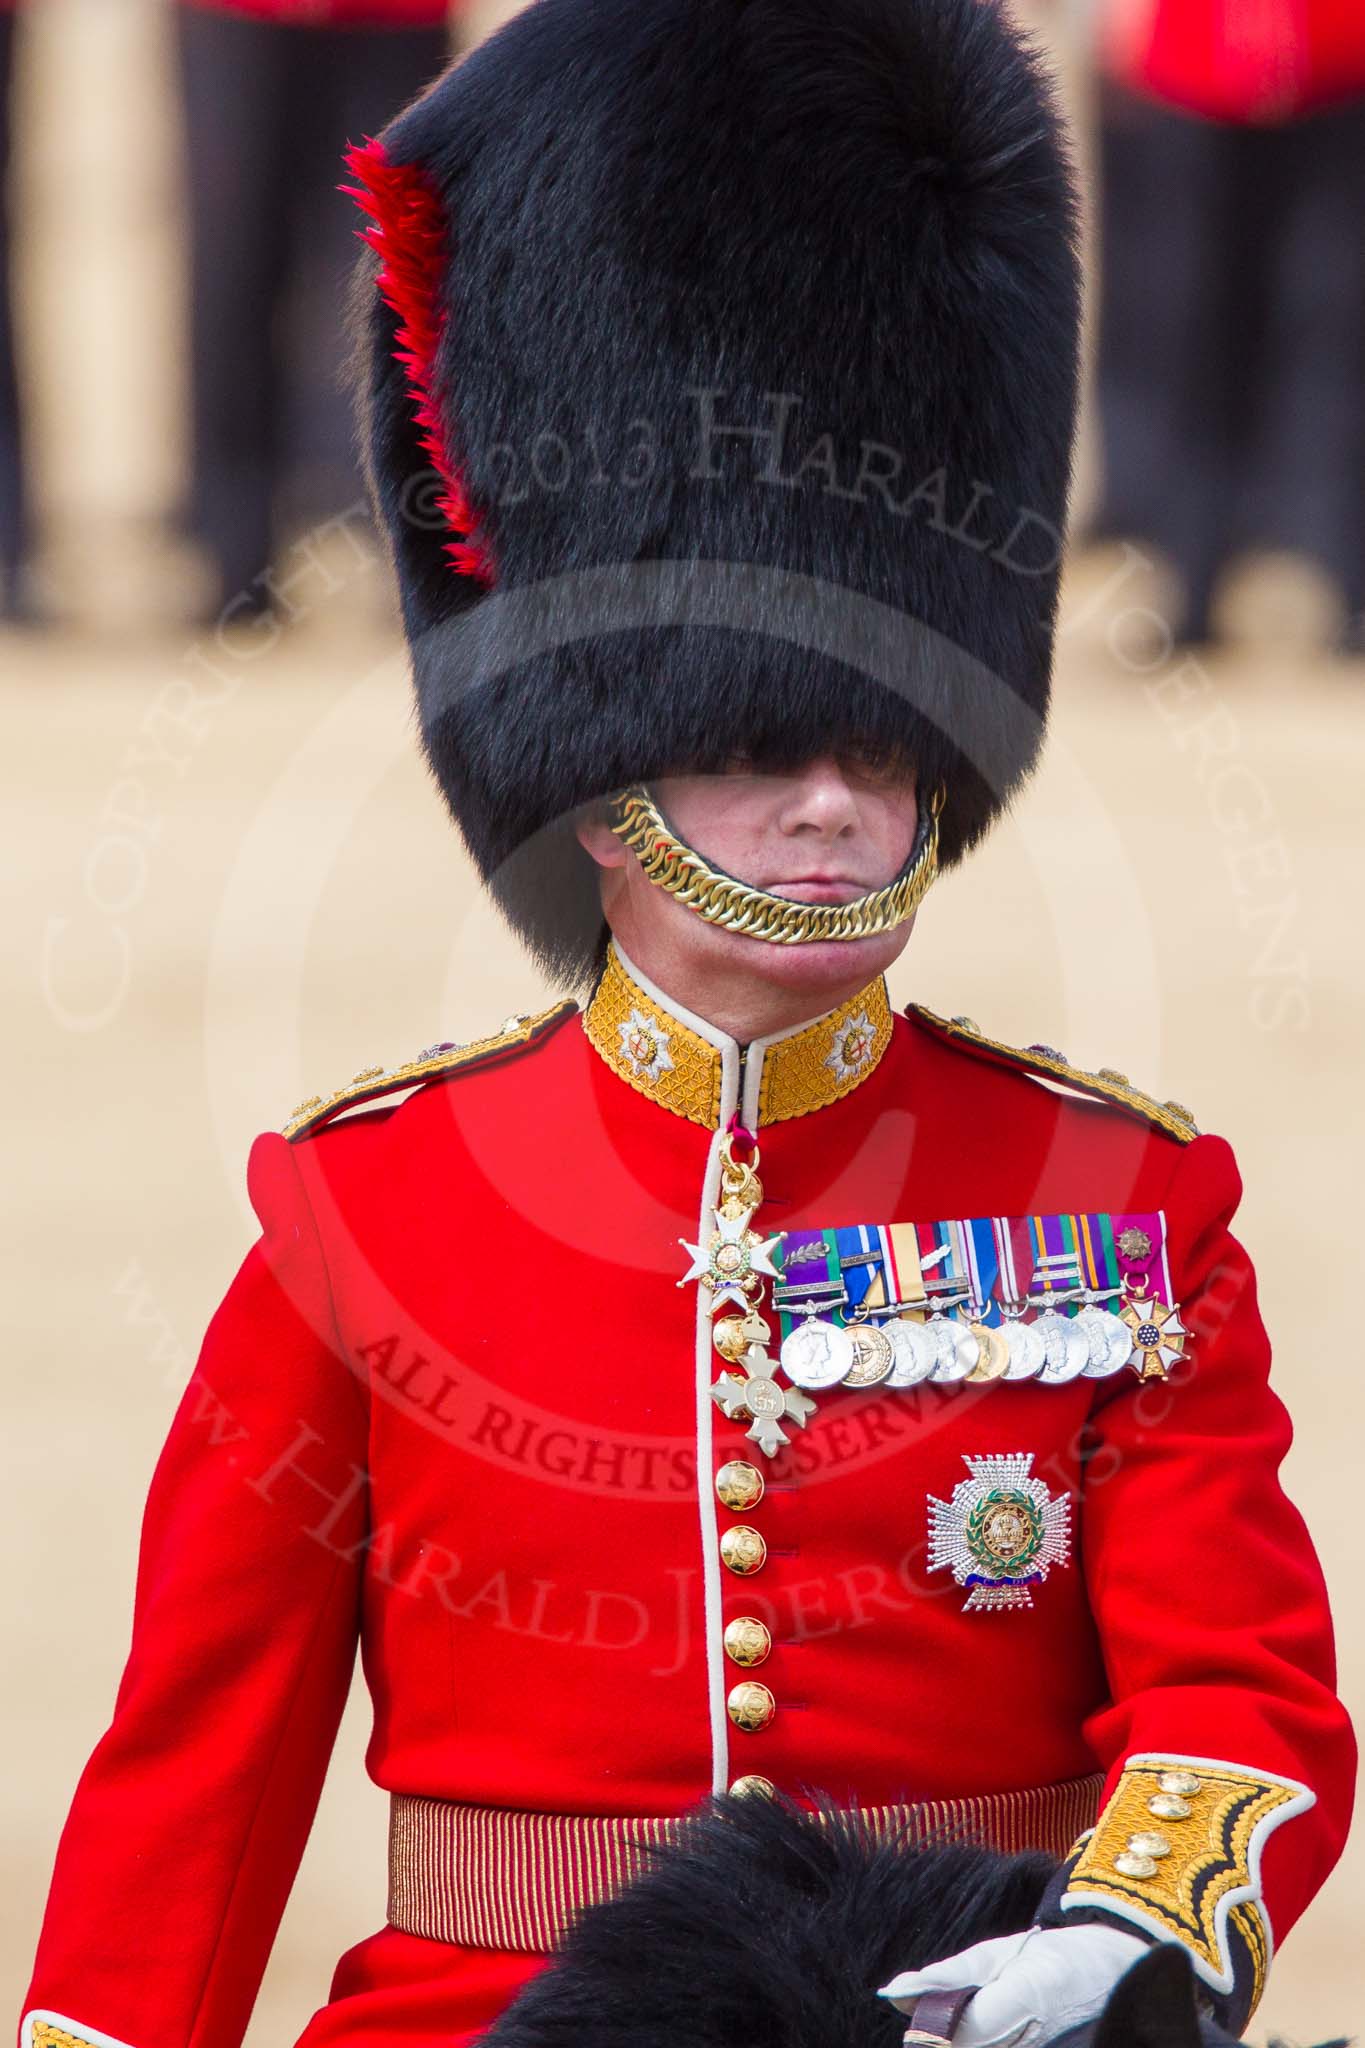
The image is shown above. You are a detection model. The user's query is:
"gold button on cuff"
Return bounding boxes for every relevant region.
[723,1615,772,1667]
[715,1459,765,1511]
[1127,1830,1172,1858]
[719,1524,767,1575]
[729,1774,777,1799]
[1156,1769,1202,1798]
[1114,1850,1160,1879]
[726,1680,776,1732]
[1147,1792,1192,1822]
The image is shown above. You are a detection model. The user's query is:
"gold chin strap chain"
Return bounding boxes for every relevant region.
[607,781,945,944]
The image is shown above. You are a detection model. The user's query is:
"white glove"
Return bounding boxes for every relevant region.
[879,1924,1154,2048]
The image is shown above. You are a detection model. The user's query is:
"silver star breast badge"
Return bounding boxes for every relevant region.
[927,1452,1072,1611]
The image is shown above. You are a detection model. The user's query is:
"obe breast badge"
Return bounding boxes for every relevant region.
[927,1453,1072,1612]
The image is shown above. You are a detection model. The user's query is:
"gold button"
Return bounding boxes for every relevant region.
[719,1524,767,1575]
[1156,1769,1202,1798]
[1127,1831,1172,1859]
[1114,1851,1159,1879]
[715,1460,765,1512]
[726,1680,776,1732]
[729,1774,777,1799]
[723,1616,772,1667]
[1147,1793,1192,1822]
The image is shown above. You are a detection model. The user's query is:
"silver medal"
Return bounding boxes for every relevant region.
[1035,1309,1091,1384]
[1000,1314,1046,1380]
[779,1315,856,1391]
[1077,1305,1133,1378]
[886,1318,937,1387]
[929,1315,977,1383]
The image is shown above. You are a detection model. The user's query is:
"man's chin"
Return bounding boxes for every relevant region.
[701,920,913,998]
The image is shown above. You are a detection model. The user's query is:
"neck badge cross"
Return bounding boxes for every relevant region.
[679,1131,818,1458]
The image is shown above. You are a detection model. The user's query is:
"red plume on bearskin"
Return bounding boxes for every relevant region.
[340,136,494,587]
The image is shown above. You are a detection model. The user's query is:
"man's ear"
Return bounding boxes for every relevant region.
[574,802,629,870]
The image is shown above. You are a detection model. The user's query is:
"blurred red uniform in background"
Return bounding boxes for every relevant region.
[174,0,457,618]
[1104,0,1365,123]
[181,1,453,28]
[1092,0,1365,650]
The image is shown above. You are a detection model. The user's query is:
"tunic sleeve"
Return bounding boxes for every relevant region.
[1041,1130,1356,2027]
[19,1131,370,2048]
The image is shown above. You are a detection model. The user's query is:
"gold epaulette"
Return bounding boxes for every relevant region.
[282,999,578,1142]
[907,1003,1200,1143]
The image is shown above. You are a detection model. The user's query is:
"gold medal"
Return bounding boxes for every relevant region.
[964,1321,1010,1382]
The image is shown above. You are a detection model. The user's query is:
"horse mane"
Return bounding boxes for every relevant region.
[482,1794,1340,2048]
[483,1794,1054,2048]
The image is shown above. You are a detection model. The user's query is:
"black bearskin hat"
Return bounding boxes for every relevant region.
[346,0,1082,985]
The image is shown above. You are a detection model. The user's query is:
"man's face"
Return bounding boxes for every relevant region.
[576,754,923,1006]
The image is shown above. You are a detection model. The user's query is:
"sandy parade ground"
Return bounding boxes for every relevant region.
[4,2,1362,2043]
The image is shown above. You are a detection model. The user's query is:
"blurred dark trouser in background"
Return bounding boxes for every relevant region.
[175,5,450,618]
[0,4,30,619]
[1093,77,1365,651]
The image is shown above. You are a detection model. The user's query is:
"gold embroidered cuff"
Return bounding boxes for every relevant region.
[1059,1753,1314,2012]
[22,2014,138,2048]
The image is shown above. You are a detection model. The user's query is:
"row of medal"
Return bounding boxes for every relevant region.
[780,1294,1130,1389]
[682,1141,1187,1456]
[772,1212,1182,1392]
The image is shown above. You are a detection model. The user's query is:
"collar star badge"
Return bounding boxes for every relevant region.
[618,1006,675,1084]
[1119,1294,1188,1379]
[679,1210,782,1310]
[928,1452,1072,1611]
[824,1009,876,1082]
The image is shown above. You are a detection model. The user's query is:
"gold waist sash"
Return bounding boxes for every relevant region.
[386,1773,1104,1955]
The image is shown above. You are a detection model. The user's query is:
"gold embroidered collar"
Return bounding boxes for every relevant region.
[582,944,893,1129]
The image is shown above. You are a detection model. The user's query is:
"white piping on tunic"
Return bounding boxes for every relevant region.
[613,948,855,1796]
[615,948,738,1794]
[693,1121,733,1793]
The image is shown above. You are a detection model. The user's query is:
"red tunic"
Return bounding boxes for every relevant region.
[1102,0,1365,122]
[177,0,456,30]
[19,952,1355,2048]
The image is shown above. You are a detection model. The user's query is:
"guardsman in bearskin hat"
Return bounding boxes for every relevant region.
[19,3,1354,2047]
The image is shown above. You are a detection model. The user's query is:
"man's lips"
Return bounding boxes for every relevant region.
[765,876,874,903]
